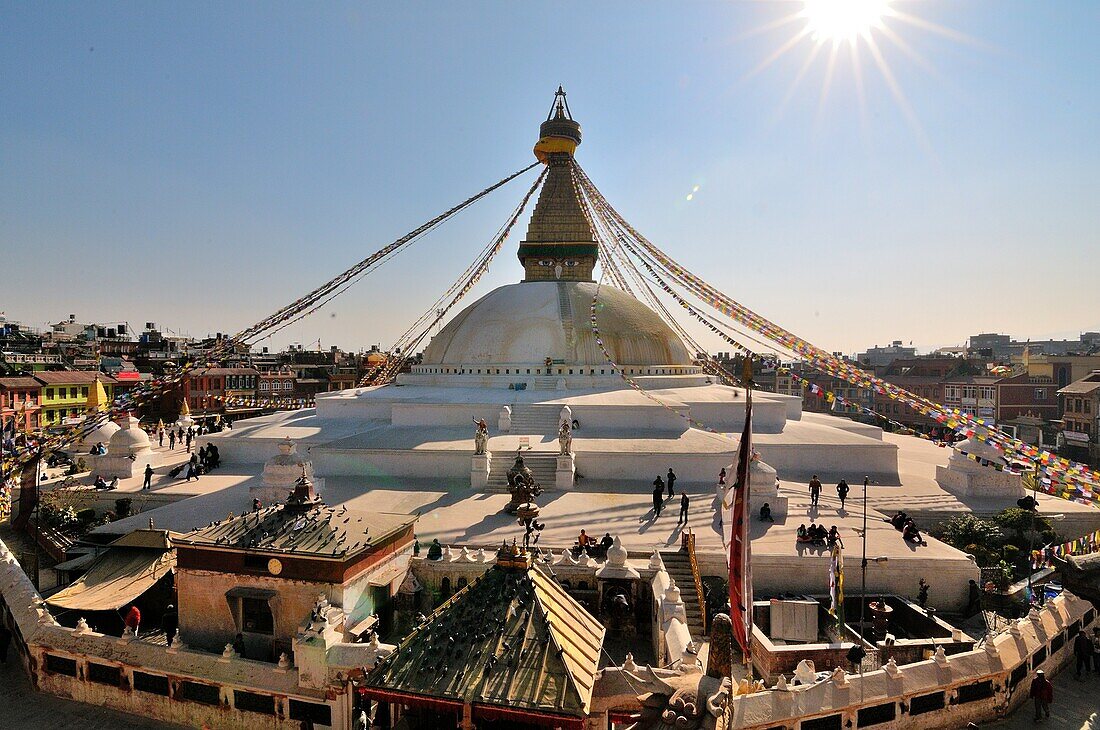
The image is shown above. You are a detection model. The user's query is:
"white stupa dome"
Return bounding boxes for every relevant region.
[108,415,152,456]
[77,418,120,451]
[420,281,692,367]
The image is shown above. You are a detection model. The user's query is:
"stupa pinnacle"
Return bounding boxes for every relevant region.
[518,87,599,283]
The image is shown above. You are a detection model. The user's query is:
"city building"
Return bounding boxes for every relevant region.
[1058,371,1100,463]
[969,331,1100,358]
[856,340,917,367]
[33,371,117,426]
[183,366,260,414]
[258,367,296,399]
[0,376,42,432]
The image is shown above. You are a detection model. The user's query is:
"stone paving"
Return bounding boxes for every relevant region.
[0,655,186,729]
[984,664,1100,729]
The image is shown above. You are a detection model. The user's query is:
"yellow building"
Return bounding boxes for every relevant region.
[33,371,117,426]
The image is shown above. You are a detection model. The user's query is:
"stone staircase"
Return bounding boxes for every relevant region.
[530,376,564,390]
[486,452,558,491]
[660,547,707,638]
[507,403,563,434]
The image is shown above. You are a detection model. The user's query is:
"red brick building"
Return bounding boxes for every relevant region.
[183,367,259,414]
[0,376,42,432]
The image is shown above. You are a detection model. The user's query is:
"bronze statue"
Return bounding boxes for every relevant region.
[472,417,489,455]
[505,454,542,514]
[558,419,572,455]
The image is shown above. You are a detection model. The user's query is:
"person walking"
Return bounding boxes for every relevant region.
[809,475,822,507]
[143,464,153,490]
[1074,628,1094,678]
[185,429,193,452]
[666,468,676,498]
[678,492,690,525]
[168,431,176,450]
[1029,669,1053,721]
[652,484,664,518]
[158,429,164,448]
[185,453,199,482]
[836,479,850,509]
[161,604,178,648]
[718,467,727,487]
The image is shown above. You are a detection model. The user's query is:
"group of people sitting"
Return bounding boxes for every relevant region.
[889,511,926,545]
[572,530,615,558]
[88,442,107,456]
[92,474,119,491]
[796,522,843,548]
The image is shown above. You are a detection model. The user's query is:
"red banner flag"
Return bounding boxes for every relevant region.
[728,389,753,665]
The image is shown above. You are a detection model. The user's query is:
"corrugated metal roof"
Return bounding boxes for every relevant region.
[364,561,604,716]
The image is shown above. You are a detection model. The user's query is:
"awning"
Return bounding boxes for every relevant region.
[367,554,410,587]
[46,549,175,612]
[346,613,378,638]
[472,704,584,730]
[1064,431,1090,444]
[52,552,98,574]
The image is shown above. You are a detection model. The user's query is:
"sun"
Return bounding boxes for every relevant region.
[800,0,891,44]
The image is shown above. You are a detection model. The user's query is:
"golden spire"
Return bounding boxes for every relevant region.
[85,377,109,413]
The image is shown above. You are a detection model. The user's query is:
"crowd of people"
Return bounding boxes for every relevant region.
[650,468,691,525]
[795,522,843,549]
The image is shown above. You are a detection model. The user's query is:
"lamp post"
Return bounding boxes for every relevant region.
[860,476,869,637]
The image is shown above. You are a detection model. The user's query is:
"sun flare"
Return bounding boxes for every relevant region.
[801,0,891,44]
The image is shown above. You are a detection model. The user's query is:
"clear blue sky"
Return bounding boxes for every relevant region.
[2,1,1097,355]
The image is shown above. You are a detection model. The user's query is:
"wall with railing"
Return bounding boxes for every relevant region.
[724,591,1094,730]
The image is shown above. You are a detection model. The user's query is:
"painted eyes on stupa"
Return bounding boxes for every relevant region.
[537,258,579,267]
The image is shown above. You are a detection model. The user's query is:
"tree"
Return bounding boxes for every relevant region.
[934,514,1001,551]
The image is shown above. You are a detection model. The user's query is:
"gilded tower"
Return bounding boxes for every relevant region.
[517,87,599,282]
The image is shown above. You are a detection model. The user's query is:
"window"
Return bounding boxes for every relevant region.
[242,596,274,634]
[69,387,77,398]
[133,671,170,696]
[87,662,122,686]
[81,387,88,398]
[234,690,276,715]
[962,386,977,399]
[289,699,332,726]
[857,702,896,726]
[955,680,994,704]
[945,386,960,400]
[979,386,995,400]
[44,654,77,676]
[178,681,221,705]
[801,714,842,730]
[908,691,945,715]
[1086,400,1092,414]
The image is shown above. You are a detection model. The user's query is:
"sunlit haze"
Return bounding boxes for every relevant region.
[2,2,1097,356]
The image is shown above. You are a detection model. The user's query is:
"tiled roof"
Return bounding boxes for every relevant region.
[365,560,604,716]
[188,367,261,376]
[33,371,117,385]
[176,504,414,559]
[0,377,40,389]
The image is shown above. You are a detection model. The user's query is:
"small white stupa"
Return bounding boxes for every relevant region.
[70,378,120,456]
[253,437,314,505]
[935,437,1023,498]
[96,414,157,479]
[175,398,195,432]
